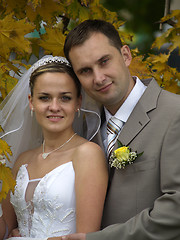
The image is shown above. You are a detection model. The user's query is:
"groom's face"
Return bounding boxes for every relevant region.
[69,32,133,115]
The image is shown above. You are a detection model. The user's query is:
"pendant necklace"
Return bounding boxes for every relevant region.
[42,133,77,159]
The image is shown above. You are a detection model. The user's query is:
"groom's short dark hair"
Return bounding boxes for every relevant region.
[64,19,123,63]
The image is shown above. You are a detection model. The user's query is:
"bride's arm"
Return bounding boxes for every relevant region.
[48,142,108,240]
[73,141,108,233]
[0,204,6,240]
[1,159,25,240]
[0,193,18,240]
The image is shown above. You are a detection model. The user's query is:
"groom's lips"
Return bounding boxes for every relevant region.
[98,83,112,92]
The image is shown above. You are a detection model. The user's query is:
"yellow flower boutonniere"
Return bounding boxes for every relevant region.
[109,140,143,169]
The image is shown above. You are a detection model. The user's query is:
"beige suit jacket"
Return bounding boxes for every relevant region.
[87,79,180,240]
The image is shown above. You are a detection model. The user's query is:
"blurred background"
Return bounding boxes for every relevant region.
[102,0,180,71]
[102,0,179,52]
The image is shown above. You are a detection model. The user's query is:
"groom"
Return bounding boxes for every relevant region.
[62,19,180,240]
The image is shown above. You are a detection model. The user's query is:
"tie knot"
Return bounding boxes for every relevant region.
[107,117,123,136]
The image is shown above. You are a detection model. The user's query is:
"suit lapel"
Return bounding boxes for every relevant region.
[107,79,162,190]
[113,79,162,153]
[119,103,150,146]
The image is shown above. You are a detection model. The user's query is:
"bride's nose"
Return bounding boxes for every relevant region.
[48,99,61,112]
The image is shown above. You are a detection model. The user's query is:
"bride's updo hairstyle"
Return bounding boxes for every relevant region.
[29,59,81,98]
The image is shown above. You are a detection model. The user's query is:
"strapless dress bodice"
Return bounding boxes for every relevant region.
[10,162,76,238]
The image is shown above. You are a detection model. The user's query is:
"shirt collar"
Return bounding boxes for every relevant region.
[105,77,147,123]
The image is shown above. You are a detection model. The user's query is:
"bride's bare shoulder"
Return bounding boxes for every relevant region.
[12,147,40,177]
[74,135,103,154]
[73,137,105,164]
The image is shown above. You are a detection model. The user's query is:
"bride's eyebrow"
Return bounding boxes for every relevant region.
[37,92,49,95]
[61,92,72,94]
[37,92,73,95]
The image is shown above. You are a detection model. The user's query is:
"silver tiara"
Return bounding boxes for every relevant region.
[31,56,70,73]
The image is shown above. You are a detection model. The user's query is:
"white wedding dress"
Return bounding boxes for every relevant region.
[10,161,76,239]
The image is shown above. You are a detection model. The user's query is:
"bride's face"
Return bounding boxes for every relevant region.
[29,71,81,134]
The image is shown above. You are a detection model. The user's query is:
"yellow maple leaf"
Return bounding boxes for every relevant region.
[0,68,18,101]
[166,83,180,94]
[28,38,42,59]
[0,139,12,161]
[66,0,85,20]
[0,60,20,75]
[66,0,90,23]
[169,34,180,53]
[0,13,35,58]
[39,27,66,56]
[129,55,151,79]
[161,9,180,23]
[151,33,169,50]
[89,3,106,20]
[3,0,27,19]
[0,126,3,133]
[78,6,91,22]
[26,0,65,25]
[90,0,100,5]
[148,53,170,64]
[79,0,89,7]
[28,0,42,9]
[0,163,16,202]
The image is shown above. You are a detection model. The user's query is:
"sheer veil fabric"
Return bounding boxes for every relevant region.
[0,55,101,168]
[7,238,48,240]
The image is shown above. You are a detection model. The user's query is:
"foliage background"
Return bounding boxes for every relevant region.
[0,0,179,200]
[0,0,179,102]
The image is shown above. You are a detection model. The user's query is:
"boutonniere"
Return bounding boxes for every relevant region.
[109,140,143,169]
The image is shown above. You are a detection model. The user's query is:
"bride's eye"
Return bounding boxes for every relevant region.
[39,96,50,101]
[61,96,72,102]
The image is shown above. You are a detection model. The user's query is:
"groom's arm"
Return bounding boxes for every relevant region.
[8,227,21,238]
[61,233,86,240]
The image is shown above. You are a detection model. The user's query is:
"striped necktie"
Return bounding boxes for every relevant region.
[107,117,123,158]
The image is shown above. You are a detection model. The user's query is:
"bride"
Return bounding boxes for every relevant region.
[0,56,108,240]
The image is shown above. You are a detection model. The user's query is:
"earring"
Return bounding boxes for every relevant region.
[77,108,80,118]
[31,108,34,118]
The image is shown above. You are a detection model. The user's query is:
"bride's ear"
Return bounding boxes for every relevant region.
[28,94,34,111]
[77,94,82,109]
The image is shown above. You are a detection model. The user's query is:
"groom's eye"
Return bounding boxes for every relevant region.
[80,68,91,75]
[100,57,109,66]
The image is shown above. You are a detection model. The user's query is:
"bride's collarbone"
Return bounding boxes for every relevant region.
[26,151,74,179]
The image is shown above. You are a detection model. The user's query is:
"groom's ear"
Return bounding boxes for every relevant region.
[121,45,132,67]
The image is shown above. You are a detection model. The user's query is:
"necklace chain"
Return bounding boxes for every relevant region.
[42,133,77,159]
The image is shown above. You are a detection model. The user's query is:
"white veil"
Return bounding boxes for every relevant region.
[0,55,101,168]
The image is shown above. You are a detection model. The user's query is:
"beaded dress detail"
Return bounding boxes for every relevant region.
[10,162,76,238]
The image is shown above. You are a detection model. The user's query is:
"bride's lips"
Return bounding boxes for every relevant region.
[47,115,64,122]
[97,83,112,92]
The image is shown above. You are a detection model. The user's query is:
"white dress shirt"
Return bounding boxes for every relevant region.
[102,77,147,149]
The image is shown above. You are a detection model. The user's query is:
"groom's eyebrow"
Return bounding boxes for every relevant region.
[97,54,110,64]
